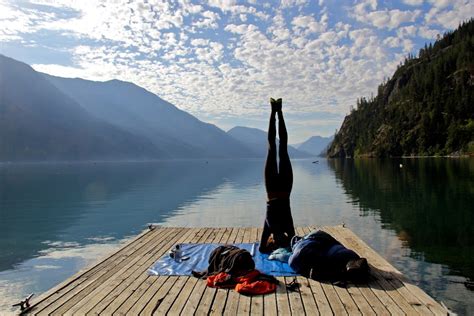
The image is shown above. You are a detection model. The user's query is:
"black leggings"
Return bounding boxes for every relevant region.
[260,110,295,253]
[264,111,293,196]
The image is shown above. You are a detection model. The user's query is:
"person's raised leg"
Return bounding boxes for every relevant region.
[277,101,293,195]
[264,98,279,199]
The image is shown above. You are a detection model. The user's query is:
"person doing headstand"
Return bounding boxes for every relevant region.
[259,98,296,254]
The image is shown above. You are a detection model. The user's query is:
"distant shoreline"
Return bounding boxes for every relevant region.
[327,154,473,159]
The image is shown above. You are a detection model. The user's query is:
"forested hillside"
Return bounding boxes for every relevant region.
[328,19,474,157]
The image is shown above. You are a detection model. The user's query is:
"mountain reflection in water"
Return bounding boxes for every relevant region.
[328,158,474,281]
[0,159,473,314]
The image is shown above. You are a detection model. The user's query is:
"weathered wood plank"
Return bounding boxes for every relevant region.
[235,228,253,315]
[83,228,195,314]
[325,226,424,315]
[249,226,264,316]
[25,226,446,316]
[167,228,225,315]
[300,226,334,315]
[192,228,228,316]
[52,228,181,315]
[30,227,165,315]
[297,276,320,316]
[254,226,278,316]
[114,228,208,315]
[222,227,245,316]
[314,226,402,316]
[302,227,348,315]
[151,227,214,315]
[35,227,175,315]
[125,228,208,315]
[28,227,154,313]
[138,228,212,315]
[332,283,362,316]
[335,226,445,315]
[275,276,292,316]
[182,228,226,316]
[286,276,306,315]
[307,278,333,315]
[286,227,307,315]
[209,227,237,315]
[345,284,377,316]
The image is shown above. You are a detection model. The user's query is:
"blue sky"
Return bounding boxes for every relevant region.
[0,0,472,142]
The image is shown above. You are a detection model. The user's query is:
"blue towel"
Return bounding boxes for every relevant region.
[148,243,298,276]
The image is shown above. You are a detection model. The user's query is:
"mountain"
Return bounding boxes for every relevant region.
[297,135,333,156]
[43,75,253,158]
[0,54,161,161]
[227,126,311,158]
[328,19,474,158]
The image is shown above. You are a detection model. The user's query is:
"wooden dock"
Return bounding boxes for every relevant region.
[24,226,448,315]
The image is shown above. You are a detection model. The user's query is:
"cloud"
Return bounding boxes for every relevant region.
[354,8,422,30]
[424,0,474,29]
[281,0,308,9]
[1,0,471,140]
[292,14,328,35]
[403,0,424,5]
[32,63,90,78]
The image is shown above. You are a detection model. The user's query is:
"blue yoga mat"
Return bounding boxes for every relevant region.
[148,243,298,276]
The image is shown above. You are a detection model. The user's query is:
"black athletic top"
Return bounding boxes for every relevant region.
[263,197,295,248]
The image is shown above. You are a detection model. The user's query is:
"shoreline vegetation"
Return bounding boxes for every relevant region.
[328,19,474,159]
[335,153,474,159]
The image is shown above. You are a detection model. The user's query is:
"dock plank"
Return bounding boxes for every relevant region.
[178,228,223,315]
[249,226,264,316]
[334,226,447,316]
[222,227,245,316]
[30,227,163,315]
[53,228,181,315]
[126,228,207,315]
[137,230,204,315]
[235,227,253,315]
[325,226,424,315]
[83,227,194,314]
[114,229,207,315]
[139,228,211,315]
[209,227,237,315]
[255,226,278,316]
[152,227,214,315]
[35,227,174,315]
[27,227,154,313]
[24,226,446,316]
[301,227,347,315]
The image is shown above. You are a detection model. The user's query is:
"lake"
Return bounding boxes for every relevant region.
[0,158,473,314]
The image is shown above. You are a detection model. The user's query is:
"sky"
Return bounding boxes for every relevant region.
[0,0,473,143]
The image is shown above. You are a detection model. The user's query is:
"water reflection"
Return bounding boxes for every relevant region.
[327,158,474,282]
[0,160,258,271]
[0,159,473,314]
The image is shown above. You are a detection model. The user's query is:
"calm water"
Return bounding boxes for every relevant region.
[0,159,473,314]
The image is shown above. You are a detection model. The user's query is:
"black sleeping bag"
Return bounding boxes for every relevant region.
[288,230,369,282]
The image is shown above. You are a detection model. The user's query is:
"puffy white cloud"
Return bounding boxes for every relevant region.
[191,38,210,46]
[292,14,328,35]
[417,25,441,38]
[397,25,418,37]
[193,10,220,29]
[424,0,474,29]
[354,8,421,30]
[281,0,308,8]
[208,0,237,11]
[403,0,424,5]
[1,0,471,140]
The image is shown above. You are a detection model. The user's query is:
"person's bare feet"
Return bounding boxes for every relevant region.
[270,98,282,112]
